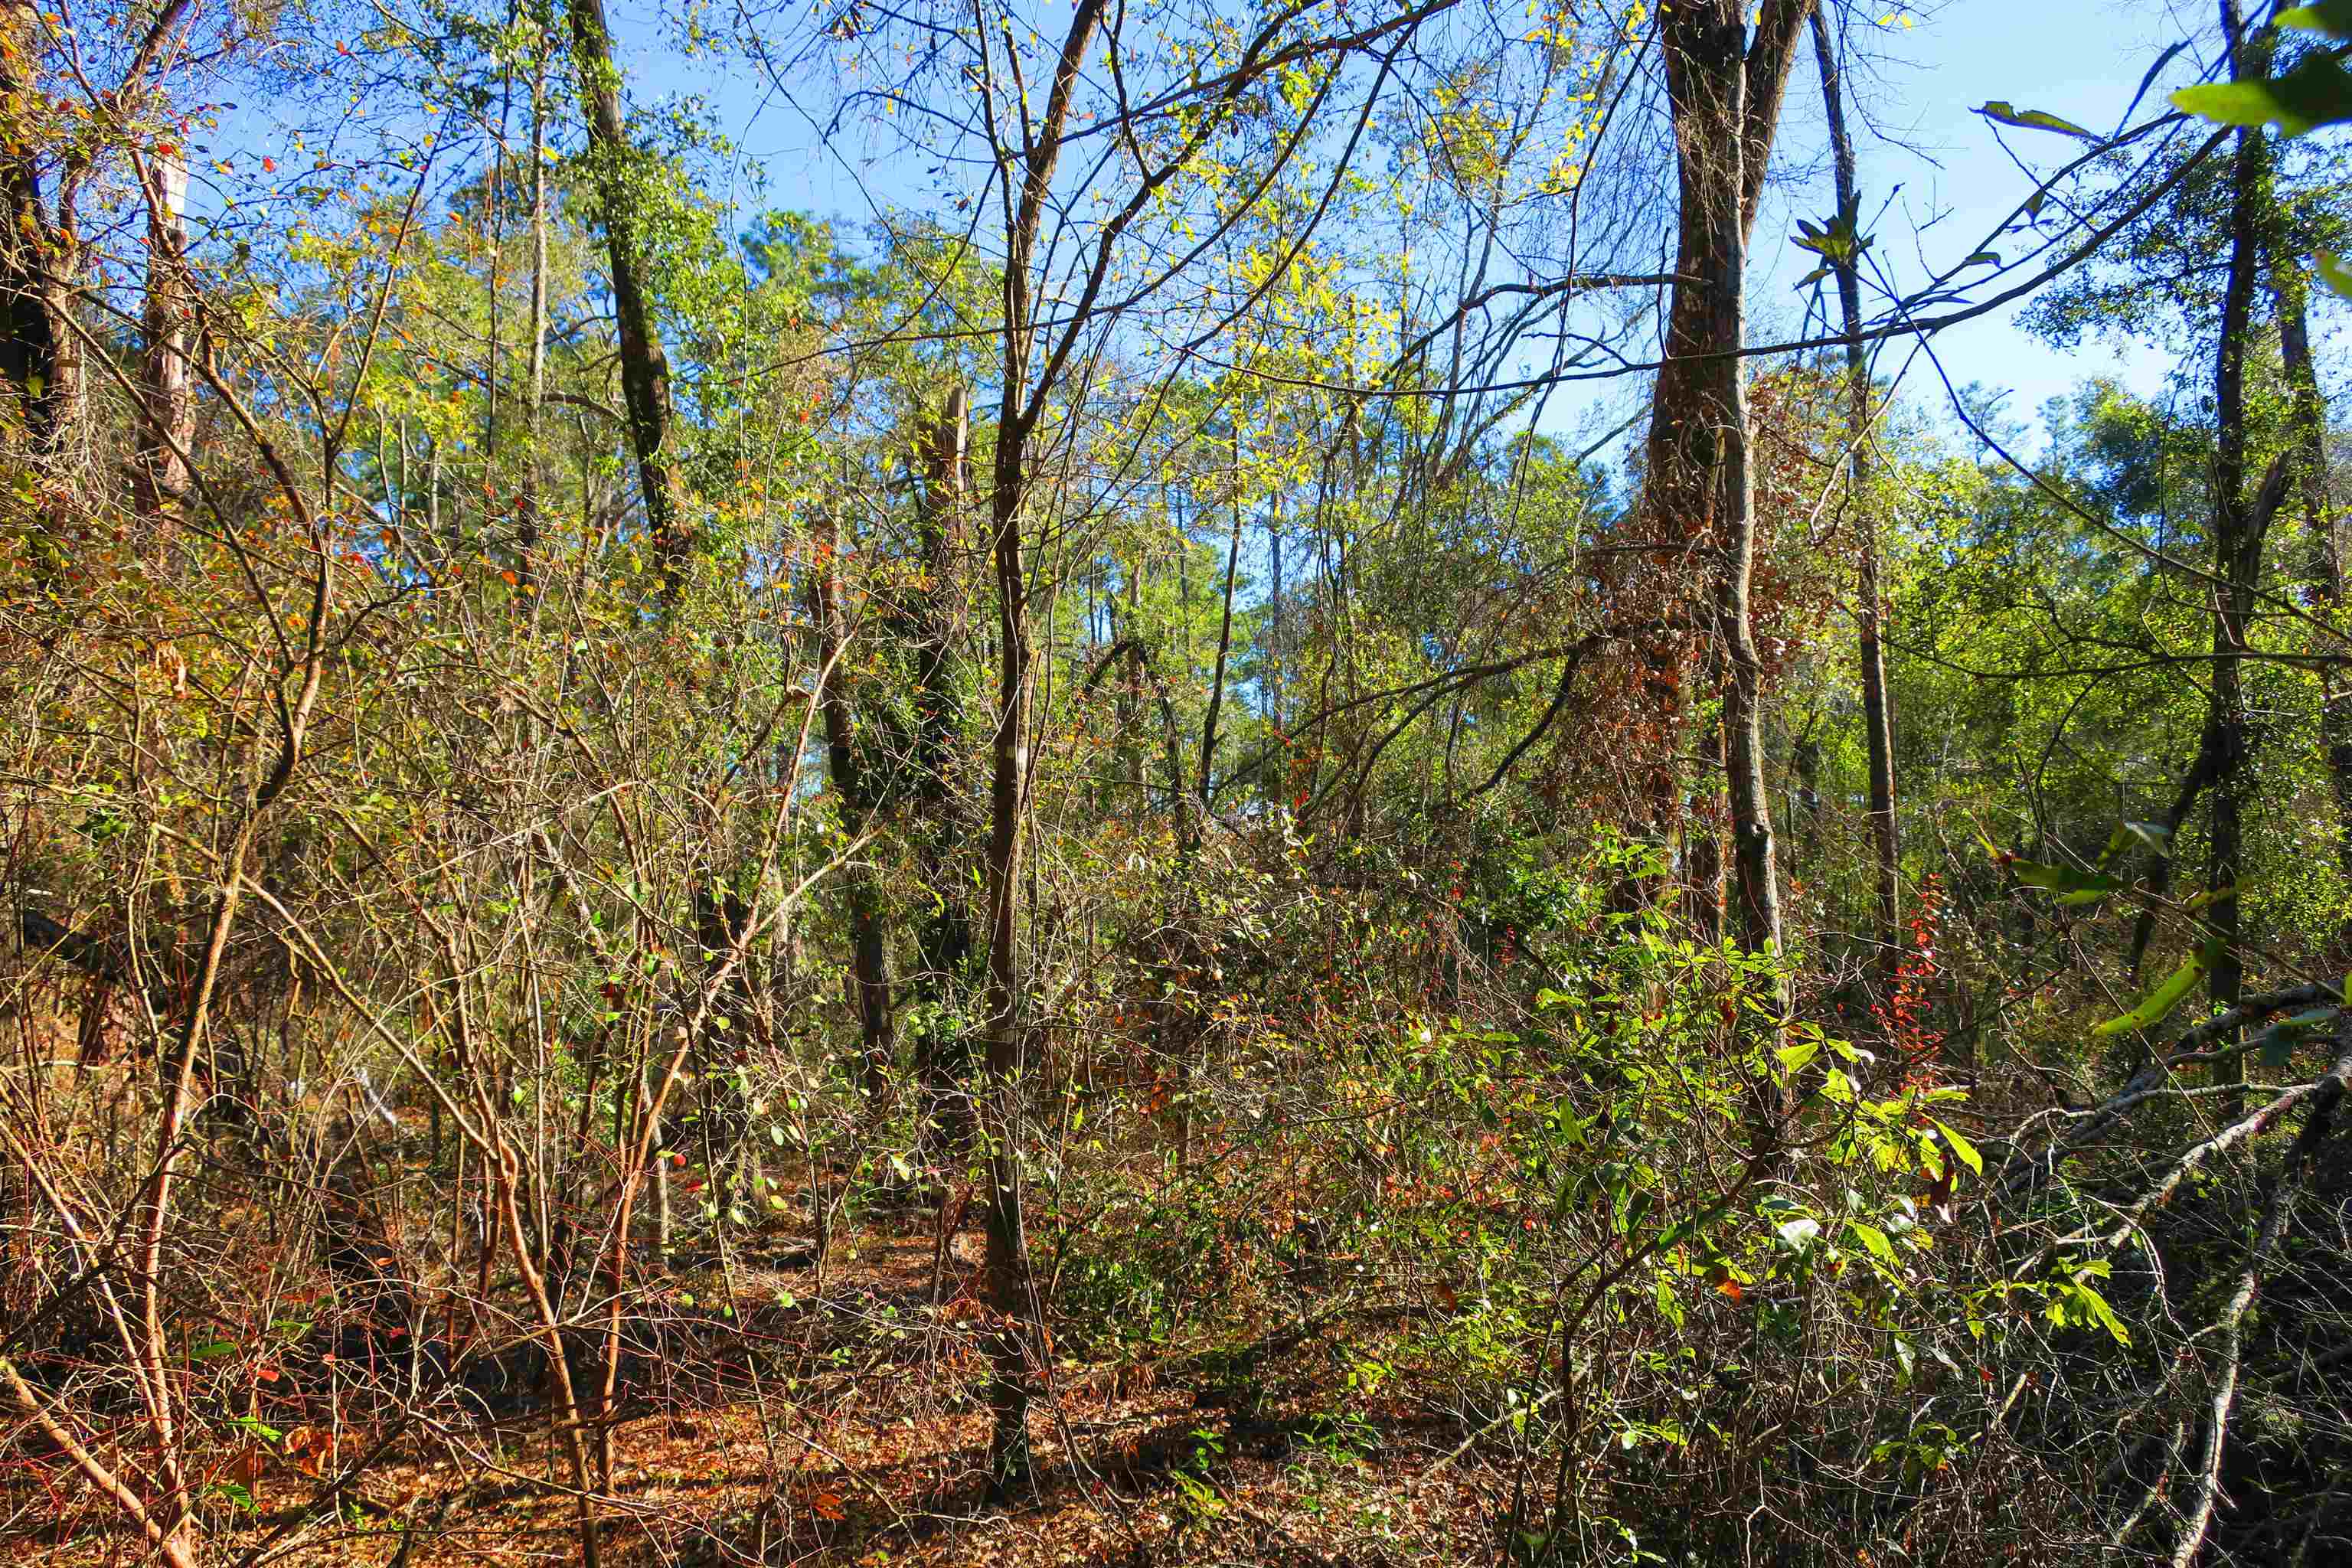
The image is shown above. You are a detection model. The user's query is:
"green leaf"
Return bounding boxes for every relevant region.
[2278,2,2352,39]
[2181,884,2239,913]
[2073,1279,2132,1347]
[1775,1040,1821,1076]
[2092,936,2222,1037]
[1932,1119,1984,1178]
[1977,100,2101,140]
[2171,54,2352,139]
[2099,820,2170,867]
[188,1338,238,1361]
[1620,1190,1655,1236]
[208,1480,258,1515]
[2318,251,2352,300]
[1849,1221,1897,1265]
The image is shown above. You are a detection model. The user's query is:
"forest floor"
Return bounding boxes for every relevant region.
[11,1223,1497,1568]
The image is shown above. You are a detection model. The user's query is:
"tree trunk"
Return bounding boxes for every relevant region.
[563,0,690,599]
[520,31,550,599]
[1198,439,1246,841]
[910,387,978,1171]
[2205,0,2269,1112]
[1811,6,1901,998]
[0,3,71,450]
[980,410,1040,1491]
[1686,719,1726,942]
[810,501,897,1102]
[1268,494,1284,731]
[978,0,1109,1491]
[2118,12,2280,1063]
[2271,209,2350,913]
[133,152,194,549]
[1648,0,1811,975]
[1634,0,1810,944]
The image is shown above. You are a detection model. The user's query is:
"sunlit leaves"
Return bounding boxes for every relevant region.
[1975,100,2100,141]
[2092,935,2223,1037]
[2172,1,2352,138]
[2173,53,2352,139]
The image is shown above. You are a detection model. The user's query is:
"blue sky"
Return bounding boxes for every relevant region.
[223,0,2305,452]
[1756,0,2190,433]
[652,0,2234,446]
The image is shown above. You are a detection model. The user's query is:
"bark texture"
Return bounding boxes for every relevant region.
[1810,6,1901,995]
[564,0,690,597]
[1645,0,1813,968]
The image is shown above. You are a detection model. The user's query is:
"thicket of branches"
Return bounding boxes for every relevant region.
[4,1,2351,1565]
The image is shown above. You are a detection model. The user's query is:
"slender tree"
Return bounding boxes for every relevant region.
[564,0,689,596]
[1198,433,1247,841]
[1810,7,1902,995]
[970,0,1112,1484]
[133,152,193,546]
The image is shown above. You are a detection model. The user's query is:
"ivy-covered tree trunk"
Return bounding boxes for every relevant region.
[910,387,977,1170]
[564,0,689,598]
[1646,0,1811,974]
[2124,10,2298,1010]
[810,501,897,1102]
[2205,0,2272,1111]
[2272,222,2350,914]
